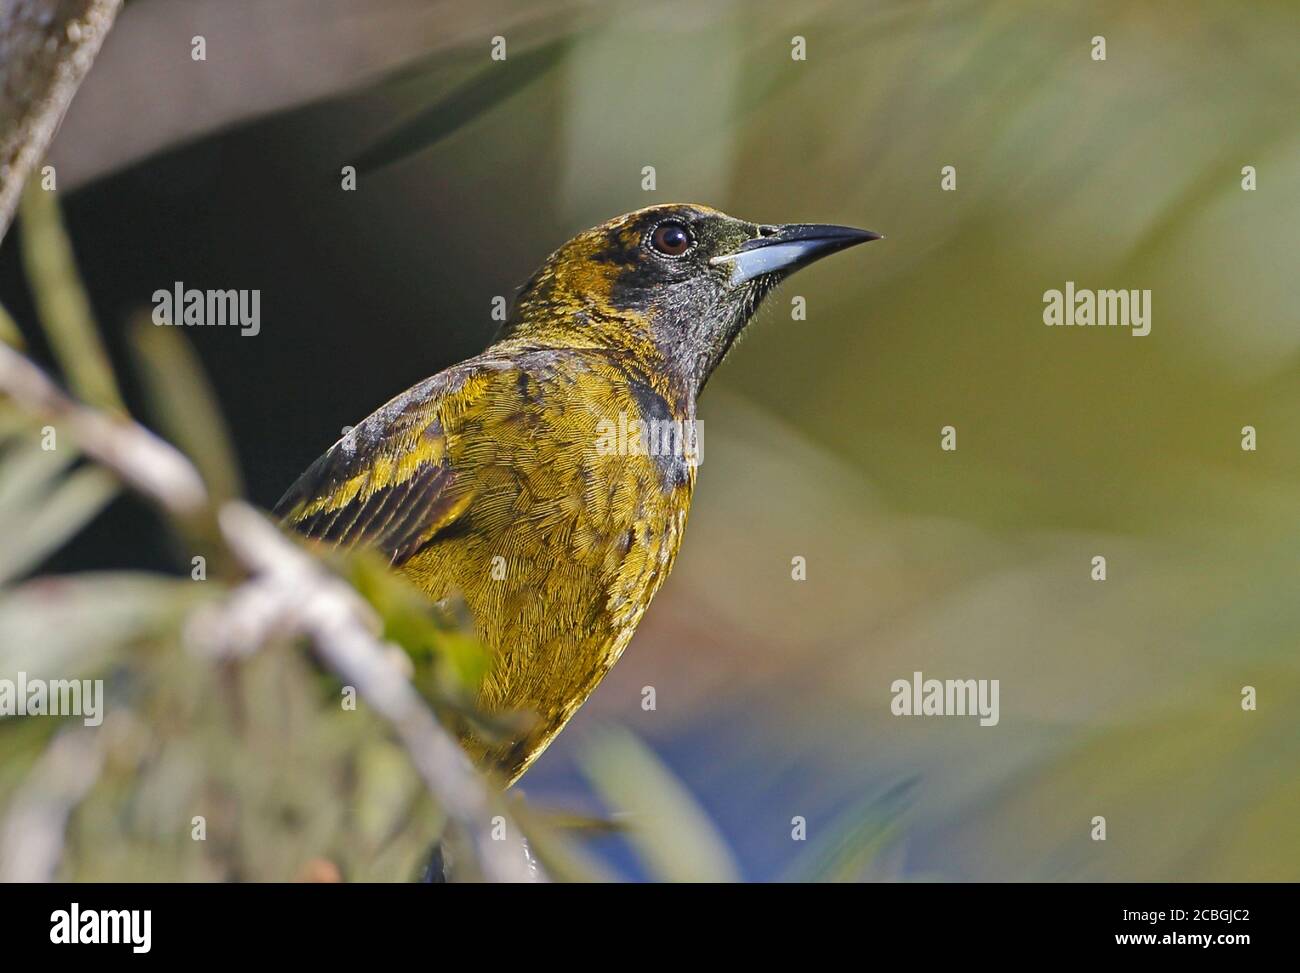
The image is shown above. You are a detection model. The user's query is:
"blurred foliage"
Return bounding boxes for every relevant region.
[0,190,478,881]
[0,303,22,349]
[0,428,117,587]
[580,726,741,882]
[17,185,124,415]
[0,188,460,879]
[353,34,575,174]
[346,551,490,698]
[4,0,1297,882]
[129,316,244,505]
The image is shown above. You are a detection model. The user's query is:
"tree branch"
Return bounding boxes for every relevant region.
[0,0,122,241]
[0,340,208,517]
[192,503,540,883]
[0,341,538,881]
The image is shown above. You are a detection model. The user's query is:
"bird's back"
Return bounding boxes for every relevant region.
[275,340,696,782]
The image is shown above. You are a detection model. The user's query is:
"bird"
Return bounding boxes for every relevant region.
[274,203,880,786]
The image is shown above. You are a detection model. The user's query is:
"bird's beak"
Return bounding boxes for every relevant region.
[710,223,882,284]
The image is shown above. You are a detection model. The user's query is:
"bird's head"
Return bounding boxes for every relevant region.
[503,203,881,399]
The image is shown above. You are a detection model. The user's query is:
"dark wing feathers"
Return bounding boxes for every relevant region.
[272,374,474,565]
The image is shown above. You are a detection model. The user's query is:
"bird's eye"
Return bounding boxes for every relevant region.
[649,221,692,256]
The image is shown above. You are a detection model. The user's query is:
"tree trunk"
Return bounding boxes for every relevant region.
[0,0,121,241]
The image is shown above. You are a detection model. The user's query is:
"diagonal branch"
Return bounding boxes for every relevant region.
[0,340,208,516]
[0,340,539,882]
[193,503,539,883]
[0,0,122,241]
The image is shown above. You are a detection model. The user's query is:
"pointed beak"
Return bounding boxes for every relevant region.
[710,223,882,284]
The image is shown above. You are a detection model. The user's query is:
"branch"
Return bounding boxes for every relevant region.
[190,503,540,883]
[0,342,538,881]
[0,0,122,241]
[0,340,208,517]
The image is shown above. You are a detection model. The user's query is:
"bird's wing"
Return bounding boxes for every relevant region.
[272,368,483,565]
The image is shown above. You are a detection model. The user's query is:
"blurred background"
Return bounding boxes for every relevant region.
[1,0,1298,881]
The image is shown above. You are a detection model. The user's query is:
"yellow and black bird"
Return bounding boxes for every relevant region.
[274,204,879,785]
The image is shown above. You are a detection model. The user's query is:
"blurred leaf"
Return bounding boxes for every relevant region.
[525,806,628,835]
[17,185,124,414]
[579,726,739,882]
[0,433,76,512]
[0,464,118,586]
[0,302,23,349]
[346,550,490,693]
[362,35,484,93]
[0,573,213,679]
[943,675,1300,881]
[510,800,617,883]
[352,740,423,849]
[0,419,117,588]
[128,315,244,503]
[354,35,574,173]
[781,781,914,882]
[1128,128,1295,270]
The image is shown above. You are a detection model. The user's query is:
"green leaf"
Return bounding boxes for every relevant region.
[0,465,118,586]
[579,726,739,882]
[0,572,214,679]
[128,316,244,503]
[509,801,618,883]
[354,35,573,173]
[0,434,77,513]
[781,781,914,883]
[17,185,124,415]
[345,550,490,693]
[0,301,24,349]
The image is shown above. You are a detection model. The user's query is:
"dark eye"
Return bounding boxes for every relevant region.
[650,221,692,256]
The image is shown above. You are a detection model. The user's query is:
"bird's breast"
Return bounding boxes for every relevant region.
[398,355,696,781]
